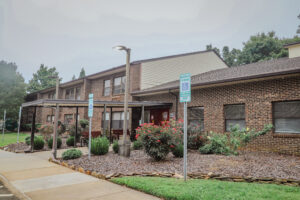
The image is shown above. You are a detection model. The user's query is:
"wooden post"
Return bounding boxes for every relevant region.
[52,104,59,158]
[109,107,113,143]
[30,107,36,152]
[103,104,106,137]
[141,105,144,124]
[75,106,78,147]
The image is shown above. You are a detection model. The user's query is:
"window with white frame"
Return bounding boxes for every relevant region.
[273,101,300,134]
[188,107,204,131]
[46,115,54,122]
[103,80,111,96]
[65,87,81,100]
[76,87,81,100]
[64,114,73,124]
[113,76,126,95]
[224,104,245,131]
[112,111,129,129]
[102,112,110,129]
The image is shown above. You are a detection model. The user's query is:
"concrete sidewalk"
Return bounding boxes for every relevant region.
[0,150,159,200]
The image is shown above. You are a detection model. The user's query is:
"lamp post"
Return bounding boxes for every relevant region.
[114,45,131,157]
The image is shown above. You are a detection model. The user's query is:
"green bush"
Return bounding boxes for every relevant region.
[47,137,62,149]
[171,144,184,157]
[133,140,143,150]
[25,136,38,145]
[33,137,45,150]
[113,140,119,153]
[79,119,89,129]
[66,136,75,146]
[199,124,273,155]
[187,124,206,150]
[69,125,82,140]
[62,149,82,160]
[91,137,109,155]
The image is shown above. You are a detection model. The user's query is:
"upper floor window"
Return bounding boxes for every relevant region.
[224,104,245,131]
[113,76,126,95]
[65,87,81,100]
[273,101,300,134]
[188,107,204,131]
[103,80,111,96]
[48,92,55,99]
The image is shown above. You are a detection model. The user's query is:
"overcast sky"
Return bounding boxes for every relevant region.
[0,0,299,82]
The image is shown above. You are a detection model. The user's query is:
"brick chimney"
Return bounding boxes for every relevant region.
[284,41,300,58]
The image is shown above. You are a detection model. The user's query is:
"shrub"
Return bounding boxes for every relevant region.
[33,137,45,150]
[25,136,38,145]
[136,120,183,161]
[69,124,82,140]
[58,121,66,135]
[79,119,89,129]
[171,144,183,157]
[199,124,273,155]
[130,131,136,142]
[66,136,75,146]
[62,149,82,160]
[47,137,62,149]
[91,137,109,155]
[187,124,206,150]
[133,140,143,150]
[113,140,119,153]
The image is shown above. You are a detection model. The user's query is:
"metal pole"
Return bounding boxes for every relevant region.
[183,102,188,181]
[110,107,113,143]
[88,117,92,159]
[52,77,60,159]
[2,110,6,142]
[17,106,22,143]
[103,104,106,136]
[122,48,130,144]
[141,105,144,124]
[31,107,36,152]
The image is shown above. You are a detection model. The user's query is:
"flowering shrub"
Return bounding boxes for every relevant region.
[136,119,183,161]
[199,124,273,155]
[38,124,53,141]
[187,124,206,150]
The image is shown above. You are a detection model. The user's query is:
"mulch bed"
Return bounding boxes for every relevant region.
[65,150,300,180]
[4,138,74,153]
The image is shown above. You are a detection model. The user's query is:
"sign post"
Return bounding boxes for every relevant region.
[88,94,94,159]
[180,73,191,182]
[2,110,6,142]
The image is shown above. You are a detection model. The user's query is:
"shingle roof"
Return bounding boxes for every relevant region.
[132,57,300,95]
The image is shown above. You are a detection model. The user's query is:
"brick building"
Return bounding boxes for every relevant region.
[23,44,300,155]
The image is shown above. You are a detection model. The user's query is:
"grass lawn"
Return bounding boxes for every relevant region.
[112,177,300,200]
[0,132,29,147]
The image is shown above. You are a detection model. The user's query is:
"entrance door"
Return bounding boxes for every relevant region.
[150,109,169,125]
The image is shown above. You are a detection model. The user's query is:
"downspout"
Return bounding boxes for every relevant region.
[169,90,178,120]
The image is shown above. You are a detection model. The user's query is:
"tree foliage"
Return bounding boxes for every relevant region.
[0,61,26,120]
[79,67,86,78]
[206,32,300,67]
[27,64,60,93]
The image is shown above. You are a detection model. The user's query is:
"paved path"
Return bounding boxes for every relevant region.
[0,150,159,200]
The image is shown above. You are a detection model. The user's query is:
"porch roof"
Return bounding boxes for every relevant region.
[21,99,172,108]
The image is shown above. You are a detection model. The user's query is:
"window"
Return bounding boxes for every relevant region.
[102,112,110,129]
[273,101,300,134]
[113,76,126,95]
[46,115,54,122]
[188,107,204,131]
[103,80,111,96]
[224,104,245,131]
[76,87,81,100]
[64,114,73,124]
[65,87,81,100]
[48,92,55,99]
[112,112,129,130]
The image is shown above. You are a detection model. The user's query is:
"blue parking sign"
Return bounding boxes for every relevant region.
[88,93,94,117]
[180,73,191,102]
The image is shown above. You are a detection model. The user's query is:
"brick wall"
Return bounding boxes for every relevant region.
[135,76,300,155]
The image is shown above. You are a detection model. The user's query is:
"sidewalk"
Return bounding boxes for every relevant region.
[0,150,159,200]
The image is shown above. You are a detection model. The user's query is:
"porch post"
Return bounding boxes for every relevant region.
[103,104,107,136]
[109,107,113,143]
[30,106,36,152]
[141,105,144,124]
[75,106,78,148]
[52,104,59,159]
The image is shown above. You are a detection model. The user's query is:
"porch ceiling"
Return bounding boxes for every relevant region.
[21,99,172,108]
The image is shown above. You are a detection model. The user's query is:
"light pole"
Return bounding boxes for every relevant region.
[114,45,131,157]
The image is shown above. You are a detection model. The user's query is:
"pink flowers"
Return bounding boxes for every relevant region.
[135,133,140,139]
[157,140,161,143]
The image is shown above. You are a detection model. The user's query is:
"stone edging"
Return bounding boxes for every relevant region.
[48,158,300,187]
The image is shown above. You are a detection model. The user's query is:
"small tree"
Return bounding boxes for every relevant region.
[79,68,86,78]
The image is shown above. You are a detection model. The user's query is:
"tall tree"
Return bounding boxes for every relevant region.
[206,44,220,56]
[222,46,241,67]
[0,61,26,120]
[79,67,86,78]
[72,75,76,80]
[27,64,60,93]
